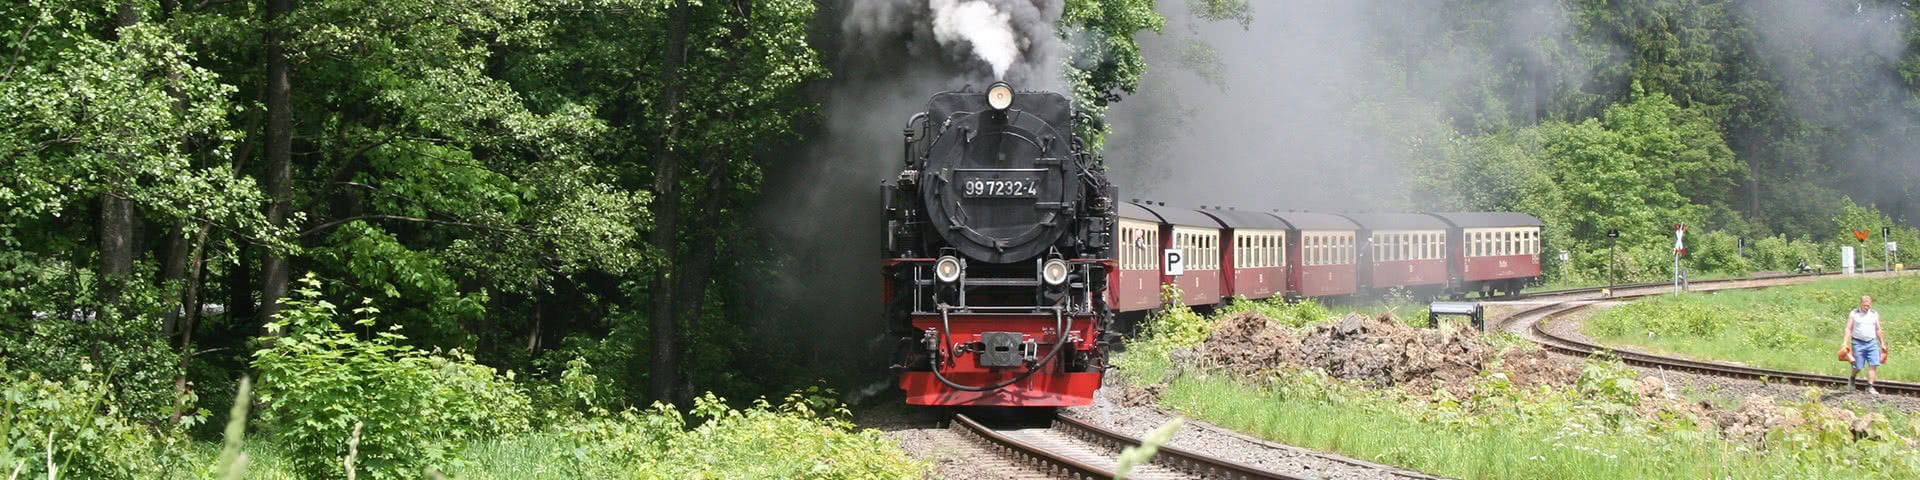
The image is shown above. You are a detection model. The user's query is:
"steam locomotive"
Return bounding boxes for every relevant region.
[881,84,1547,408]
[883,82,1117,407]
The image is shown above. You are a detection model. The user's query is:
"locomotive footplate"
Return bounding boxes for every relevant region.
[977,331,1025,367]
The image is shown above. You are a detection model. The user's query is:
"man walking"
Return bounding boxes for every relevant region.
[1844,295,1886,394]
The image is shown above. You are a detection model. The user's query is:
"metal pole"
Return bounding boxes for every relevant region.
[1673,252,1681,293]
[1608,236,1615,294]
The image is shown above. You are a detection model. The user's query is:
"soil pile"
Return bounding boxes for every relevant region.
[1498,348,1582,391]
[1180,311,1579,395]
[1714,393,1902,445]
[1293,313,1494,394]
[1179,312,1303,376]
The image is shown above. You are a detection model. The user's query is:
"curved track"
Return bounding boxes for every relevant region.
[950,412,1323,479]
[1490,272,1920,396]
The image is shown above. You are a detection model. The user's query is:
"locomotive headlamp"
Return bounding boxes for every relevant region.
[936,256,963,283]
[987,82,1014,111]
[1042,259,1069,286]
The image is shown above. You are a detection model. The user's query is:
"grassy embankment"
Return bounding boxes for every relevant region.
[1115,295,1920,480]
[1583,274,1920,382]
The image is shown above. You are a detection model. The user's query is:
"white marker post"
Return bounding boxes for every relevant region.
[1843,246,1856,275]
[1673,224,1687,292]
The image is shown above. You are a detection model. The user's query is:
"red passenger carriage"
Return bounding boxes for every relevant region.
[1342,213,1450,295]
[1112,202,1166,313]
[1134,203,1225,308]
[1197,208,1289,301]
[1269,212,1360,299]
[1426,212,1544,296]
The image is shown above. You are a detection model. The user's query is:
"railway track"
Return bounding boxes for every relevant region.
[949,412,1317,480]
[1491,271,1920,397]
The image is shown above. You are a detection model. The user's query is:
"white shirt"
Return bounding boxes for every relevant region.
[1851,308,1880,341]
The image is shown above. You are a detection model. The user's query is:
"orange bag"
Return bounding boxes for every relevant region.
[1838,347,1853,362]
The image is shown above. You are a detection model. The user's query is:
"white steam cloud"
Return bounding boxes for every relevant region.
[931,0,1023,79]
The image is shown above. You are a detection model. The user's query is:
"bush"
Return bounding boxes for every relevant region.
[1140,284,1213,349]
[461,390,924,479]
[0,362,188,479]
[253,275,531,479]
[0,261,183,423]
[525,356,614,426]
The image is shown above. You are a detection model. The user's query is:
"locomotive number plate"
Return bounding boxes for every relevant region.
[959,173,1040,198]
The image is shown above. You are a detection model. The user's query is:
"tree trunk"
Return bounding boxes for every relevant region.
[645,0,693,405]
[98,196,134,314]
[160,224,191,336]
[167,225,209,425]
[257,0,294,324]
[99,2,141,316]
[668,162,731,398]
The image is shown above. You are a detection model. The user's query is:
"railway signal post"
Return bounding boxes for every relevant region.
[1673,224,1687,293]
[1607,229,1618,297]
[1853,229,1870,274]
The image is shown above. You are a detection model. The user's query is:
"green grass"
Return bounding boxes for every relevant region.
[1114,297,1920,480]
[1121,351,1920,480]
[1584,274,1920,382]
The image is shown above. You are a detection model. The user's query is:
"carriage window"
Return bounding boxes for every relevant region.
[1264,235,1274,268]
[1348,234,1356,264]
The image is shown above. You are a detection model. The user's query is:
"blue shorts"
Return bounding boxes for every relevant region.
[1853,338,1882,369]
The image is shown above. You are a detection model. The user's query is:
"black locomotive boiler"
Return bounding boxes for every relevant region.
[882,82,1117,406]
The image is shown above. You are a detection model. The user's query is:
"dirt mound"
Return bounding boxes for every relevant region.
[1713,392,1902,446]
[1177,311,1579,396]
[1497,348,1581,391]
[1180,312,1303,376]
[1293,313,1494,394]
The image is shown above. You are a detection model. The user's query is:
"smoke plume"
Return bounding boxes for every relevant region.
[931,0,1021,79]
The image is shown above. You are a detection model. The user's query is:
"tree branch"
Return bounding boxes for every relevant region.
[1,14,44,84]
[300,214,515,237]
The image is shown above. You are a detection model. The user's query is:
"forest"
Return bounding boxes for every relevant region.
[2,0,1918,477]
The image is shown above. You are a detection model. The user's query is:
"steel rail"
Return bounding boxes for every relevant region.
[951,413,1110,479]
[1499,272,1920,397]
[1048,414,1312,480]
[950,412,1318,479]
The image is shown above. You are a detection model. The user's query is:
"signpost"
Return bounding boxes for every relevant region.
[1843,246,1856,275]
[1855,229,1870,272]
[1884,226,1892,272]
[1607,229,1619,295]
[1673,224,1687,292]
[1164,248,1184,276]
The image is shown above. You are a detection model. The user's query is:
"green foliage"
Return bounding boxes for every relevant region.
[1218,296,1334,328]
[0,362,194,479]
[1062,0,1168,148]
[1139,284,1214,350]
[1585,275,1920,382]
[252,276,531,479]
[525,356,614,426]
[0,269,186,423]
[1114,310,1920,479]
[454,391,923,479]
